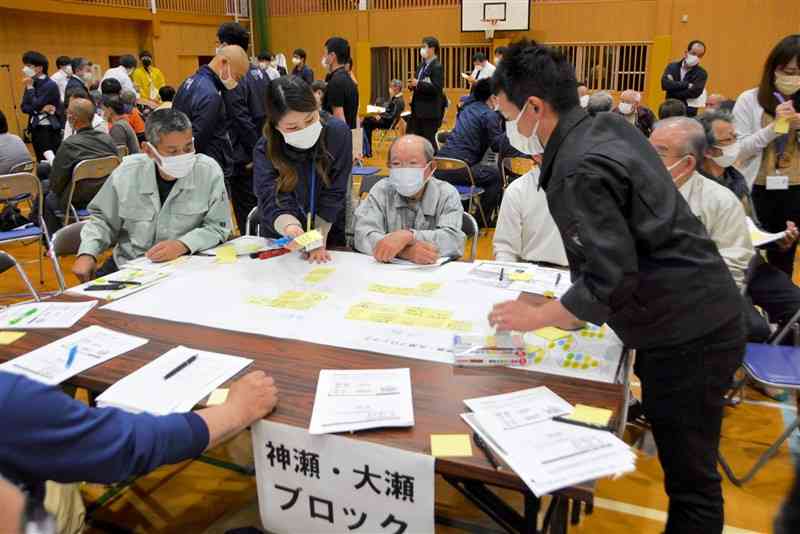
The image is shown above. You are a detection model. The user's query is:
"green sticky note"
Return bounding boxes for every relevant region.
[430,434,473,457]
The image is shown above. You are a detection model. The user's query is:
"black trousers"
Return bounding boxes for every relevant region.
[362,116,392,157]
[746,254,800,341]
[635,315,745,534]
[436,164,502,226]
[30,126,61,162]
[406,115,442,153]
[227,167,258,236]
[776,463,800,534]
[752,184,800,276]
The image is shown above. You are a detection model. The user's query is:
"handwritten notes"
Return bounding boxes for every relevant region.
[305,267,336,284]
[368,282,442,297]
[248,291,329,310]
[346,302,472,332]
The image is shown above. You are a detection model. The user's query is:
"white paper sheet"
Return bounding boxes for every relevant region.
[465,261,572,297]
[0,325,148,385]
[747,216,787,247]
[687,89,708,108]
[66,268,170,301]
[366,105,386,114]
[0,301,96,329]
[96,345,253,415]
[464,386,573,429]
[309,368,414,434]
[200,236,279,256]
[124,255,218,275]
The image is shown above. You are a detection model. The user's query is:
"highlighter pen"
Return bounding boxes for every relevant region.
[65,345,78,369]
[9,307,38,326]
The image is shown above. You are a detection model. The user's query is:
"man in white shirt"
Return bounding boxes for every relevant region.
[493,159,568,266]
[466,52,495,86]
[650,117,752,289]
[50,56,72,102]
[102,55,137,95]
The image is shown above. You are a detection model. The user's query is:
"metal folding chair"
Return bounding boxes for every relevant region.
[116,145,129,158]
[358,174,385,200]
[245,206,261,237]
[9,160,35,174]
[48,221,88,293]
[0,172,52,287]
[501,157,535,190]
[435,129,451,152]
[0,250,40,303]
[376,115,402,149]
[434,157,488,228]
[461,212,479,262]
[60,155,121,226]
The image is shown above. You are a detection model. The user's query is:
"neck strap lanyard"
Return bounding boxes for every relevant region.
[307,161,316,232]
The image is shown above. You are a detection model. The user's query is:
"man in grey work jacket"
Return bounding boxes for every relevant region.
[487,40,745,534]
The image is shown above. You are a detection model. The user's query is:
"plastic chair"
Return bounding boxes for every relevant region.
[9,160,34,174]
[718,343,800,486]
[461,212,479,263]
[245,206,260,237]
[501,157,535,189]
[60,155,121,225]
[0,250,40,302]
[0,172,52,287]
[48,221,88,293]
[434,157,488,228]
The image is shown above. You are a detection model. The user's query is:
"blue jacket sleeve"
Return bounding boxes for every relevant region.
[21,80,60,115]
[189,91,222,157]
[302,67,314,85]
[225,79,259,162]
[0,373,209,485]
[318,119,352,224]
[253,137,300,232]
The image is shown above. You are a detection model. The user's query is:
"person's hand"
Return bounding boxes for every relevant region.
[408,78,418,89]
[374,230,414,263]
[283,224,305,251]
[42,104,56,115]
[23,76,33,88]
[398,241,439,265]
[488,300,544,332]
[306,247,332,264]
[72,254,97,283]
[146,240,189,262]
[776,100,797,121]
[778,220,799,250]
[667,74,674,81]
[226,371,279,425]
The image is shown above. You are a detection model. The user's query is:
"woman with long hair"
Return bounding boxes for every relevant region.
[253,76,352,263]
[734,34,800,275]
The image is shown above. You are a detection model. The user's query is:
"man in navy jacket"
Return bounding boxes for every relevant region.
[21,51,63,161]
[661,40,708,117]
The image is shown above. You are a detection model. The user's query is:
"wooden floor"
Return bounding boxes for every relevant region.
[2,144,797,533]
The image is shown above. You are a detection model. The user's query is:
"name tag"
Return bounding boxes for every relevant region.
[767,175,790,190]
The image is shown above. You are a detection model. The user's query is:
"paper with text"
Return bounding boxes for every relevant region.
[464,387,573,430]
[67,269,170,301]
[0,301,96,329]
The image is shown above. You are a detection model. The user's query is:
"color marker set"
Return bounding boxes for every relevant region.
[452,333,535,366]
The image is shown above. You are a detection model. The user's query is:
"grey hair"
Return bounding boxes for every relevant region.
[386,134,435,165]
[390,79,403,89]
[653,116,707,165]
[696,109,734,147]
[145,109,192,146]
[587,91,613,115]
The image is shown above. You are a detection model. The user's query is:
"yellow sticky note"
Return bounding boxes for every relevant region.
[565,404,613,426]
[509,271,534,282]
[207,388,229,406]
[0,331,26,345]
[775,117,790,134]
[533,327,571,342]
[294,229,323,248]
[215,245,237,264]
[430,434,473,457]
[305,267,335,283]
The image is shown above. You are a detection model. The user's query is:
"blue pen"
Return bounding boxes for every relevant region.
[65,345,77,369]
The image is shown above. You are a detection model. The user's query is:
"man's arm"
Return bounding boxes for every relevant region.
[411,186,466,258]
[416,62,444,98]
[177,169,232,253]
[48,144,74,197]
[188,92,221,156]
[224,79,259,161]
[683,69,708,99]
[353,188,390,255]
[77,175,122,259]
[707,191,755,290]
[660,64,689,92]
[326,78,348,123]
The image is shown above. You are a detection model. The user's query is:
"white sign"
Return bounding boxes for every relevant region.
[252,420,434,534]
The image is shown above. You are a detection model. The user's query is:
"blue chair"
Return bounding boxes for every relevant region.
[434,157,488,228]
[0,172,52,288]
[718,341,800,486]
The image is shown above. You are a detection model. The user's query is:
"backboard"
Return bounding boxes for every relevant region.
[461,0,531,33]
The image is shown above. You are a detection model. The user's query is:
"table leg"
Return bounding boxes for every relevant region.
[442,475,530,533]
[523,491,540,534]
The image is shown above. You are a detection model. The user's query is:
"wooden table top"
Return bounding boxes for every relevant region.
[1,294,625,497]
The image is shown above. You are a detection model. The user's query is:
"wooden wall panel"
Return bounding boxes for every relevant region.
[153,21,221,87]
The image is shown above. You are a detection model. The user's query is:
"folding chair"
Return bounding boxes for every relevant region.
[358,174,385,200]
[434,157,488,228]
[351,128,364,166]
[0,172,52,288]
[9,160,35,174]
[60,155,121,226]
[116,145,129,158]
[435,130,451,152]
[245,206,261,237]
[718,342,800,486]
[501,157,535,190]
[376,115,402,149]
[0,250,40,303]
[48,221,88,294]
[461,212,479,262]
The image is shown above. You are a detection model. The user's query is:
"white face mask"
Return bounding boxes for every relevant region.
[506,102,545,156]
[215,45,225,55]
[148,143,197,179]
[292,57,301,65]
[579,95,590,108]
[712,141,740,168]
[618,102,635,115]
[22,66,35,78]
[220,65,238,90]
[389,165,428,197]
[684,53,700,67]
[64,65,73,76]
[80,71,93,82]
[259,62,269,70]
[281,120,323,150]
[775,73,800,96]
[420,47,429,59]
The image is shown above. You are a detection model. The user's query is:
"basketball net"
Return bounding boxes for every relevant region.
[482,18,499,40]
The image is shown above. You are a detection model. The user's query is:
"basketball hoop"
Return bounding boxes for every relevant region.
[482,18,499,40]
